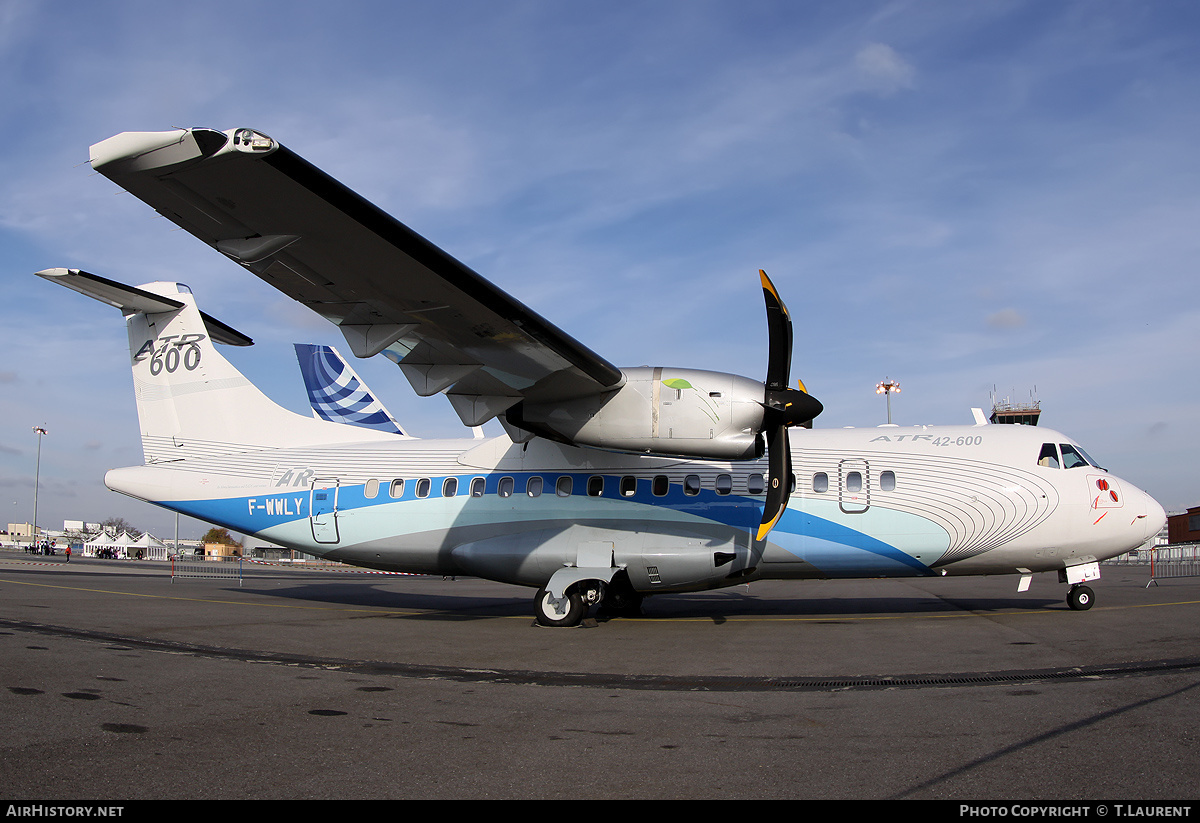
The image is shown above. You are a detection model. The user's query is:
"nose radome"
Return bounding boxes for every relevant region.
[1149,496,1167,540]
[1136,489,1167,542]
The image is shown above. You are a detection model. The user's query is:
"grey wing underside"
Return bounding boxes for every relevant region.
[89,127,624,427]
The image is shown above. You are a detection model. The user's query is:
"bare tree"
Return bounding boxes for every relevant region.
[101,517,142,539]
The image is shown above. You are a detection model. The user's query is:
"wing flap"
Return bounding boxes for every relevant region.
[92,128,623,422]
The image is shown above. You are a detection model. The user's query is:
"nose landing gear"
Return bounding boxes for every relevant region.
[1067,584,1094,611]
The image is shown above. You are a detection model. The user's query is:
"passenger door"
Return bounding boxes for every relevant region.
[310,479,340,544]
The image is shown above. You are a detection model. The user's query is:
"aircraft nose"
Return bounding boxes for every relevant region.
[1136,488,1167,543]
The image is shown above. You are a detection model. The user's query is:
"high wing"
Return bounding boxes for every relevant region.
[89,127,624,428]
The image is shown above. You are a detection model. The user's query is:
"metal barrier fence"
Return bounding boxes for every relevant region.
[1148,543,1200,587]
[170,555,243,586]
[1103,551,1149,566]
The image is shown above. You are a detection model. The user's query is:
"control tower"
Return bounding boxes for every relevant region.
[989,390,1041,426]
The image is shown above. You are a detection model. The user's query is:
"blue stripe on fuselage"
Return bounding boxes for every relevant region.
[164,472,932,574]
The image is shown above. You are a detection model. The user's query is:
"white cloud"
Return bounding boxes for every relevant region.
[855,42,916,93]
[986,308,1026,329]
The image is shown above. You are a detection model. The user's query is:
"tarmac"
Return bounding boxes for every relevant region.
[1,549,1198,801]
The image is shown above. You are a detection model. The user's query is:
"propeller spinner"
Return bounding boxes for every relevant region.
[756,270,822,542]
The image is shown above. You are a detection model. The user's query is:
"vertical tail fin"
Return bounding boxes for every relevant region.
[294,343,408,435]
[37,269,396,463]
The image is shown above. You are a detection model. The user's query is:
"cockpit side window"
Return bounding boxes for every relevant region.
[1060,444,1089,470]
[1037,443,1060,469]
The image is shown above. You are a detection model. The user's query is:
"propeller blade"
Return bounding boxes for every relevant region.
[756,424,792,542]
[756,269,822,541]
[760,270,792,392]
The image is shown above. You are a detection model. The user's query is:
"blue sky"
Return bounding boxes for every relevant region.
[1,0,1197,538]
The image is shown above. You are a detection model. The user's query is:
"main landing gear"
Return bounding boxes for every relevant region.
[535,586,589,627]
[534,573,644,627]
[1067,584,1094,611]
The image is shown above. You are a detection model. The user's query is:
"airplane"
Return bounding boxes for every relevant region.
[294,342,407,436]
[36,126,1167,627]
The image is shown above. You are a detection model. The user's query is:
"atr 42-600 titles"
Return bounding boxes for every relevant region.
[38,127,1165,626]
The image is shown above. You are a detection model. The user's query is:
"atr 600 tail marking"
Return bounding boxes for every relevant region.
[36,127,1166,626]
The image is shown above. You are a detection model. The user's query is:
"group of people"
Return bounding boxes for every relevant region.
[18,542,151,561]
[22,542,72,561]
[91,546,144,560]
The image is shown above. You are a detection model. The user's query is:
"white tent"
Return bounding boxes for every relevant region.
[84,530,138,558]
[129,532,168,561]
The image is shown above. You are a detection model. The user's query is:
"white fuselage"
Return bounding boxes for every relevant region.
[105,421,1164,594]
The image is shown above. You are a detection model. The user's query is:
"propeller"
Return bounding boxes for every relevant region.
[756,270,823,542]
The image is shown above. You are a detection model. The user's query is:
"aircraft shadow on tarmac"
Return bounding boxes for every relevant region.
[239,581,534,620]
[237,579,1064,623]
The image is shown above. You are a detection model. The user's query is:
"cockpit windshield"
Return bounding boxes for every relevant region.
[1038,441,1106,471]
[1071,444,1105,472]
[1059,444,1090,470]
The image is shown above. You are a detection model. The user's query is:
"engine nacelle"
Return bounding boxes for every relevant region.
[507,367,767,459]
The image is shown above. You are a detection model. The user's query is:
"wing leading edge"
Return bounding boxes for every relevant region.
[89,127,624,427]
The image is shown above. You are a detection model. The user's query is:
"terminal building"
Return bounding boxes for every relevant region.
[1167,506,1200,545]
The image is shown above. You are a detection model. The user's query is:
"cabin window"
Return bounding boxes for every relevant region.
[747,474,765,495]
[416,478,431,498]
[684,475,701,496]
[715,474,732,495]
[620,476,638,497]
[653,475,670,496]
[442,477,458,498]
[471,477,486,497]
[527,476,543,497]
[845,471,862,493]
[556,476,573,497]
[1037,443,1060,469]
[879,470,896,492]
[498,476,515,498]
[389,479,405,499]
[812,472,829,493]
[364,479,379,499]
[1060,444,1089,470]
[588,476,604,496]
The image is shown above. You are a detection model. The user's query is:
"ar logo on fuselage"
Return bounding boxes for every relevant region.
[273,467,316,488]
[133,334,205,375]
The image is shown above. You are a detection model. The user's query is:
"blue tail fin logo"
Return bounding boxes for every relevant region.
[294,344,407,436]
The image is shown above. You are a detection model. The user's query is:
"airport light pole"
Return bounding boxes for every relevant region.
[875,379,900,425]
[32,426,47,543]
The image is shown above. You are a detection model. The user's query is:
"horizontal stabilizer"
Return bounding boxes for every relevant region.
[36,268,253,346]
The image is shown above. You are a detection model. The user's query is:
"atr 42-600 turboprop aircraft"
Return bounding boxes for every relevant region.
[39,127,1166,626]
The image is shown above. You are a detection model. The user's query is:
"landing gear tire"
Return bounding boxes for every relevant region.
[598,572,644,618]
[535,587,588,627]
[1067,585,1094,611]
